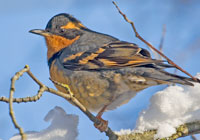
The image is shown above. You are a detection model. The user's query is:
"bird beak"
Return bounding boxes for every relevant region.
[29,29,52,36]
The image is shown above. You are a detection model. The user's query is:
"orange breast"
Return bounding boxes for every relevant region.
[49,60,71,93]
[45,35,80,60]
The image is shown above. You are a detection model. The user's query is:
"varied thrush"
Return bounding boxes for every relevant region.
[30,13,196,131]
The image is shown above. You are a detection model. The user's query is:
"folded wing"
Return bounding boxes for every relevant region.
[62,41,170,70]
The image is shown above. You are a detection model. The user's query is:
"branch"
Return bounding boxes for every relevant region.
[1,65,118,140]
[9,65,29,140]
[117,121,200,140]
[112,1,200,83]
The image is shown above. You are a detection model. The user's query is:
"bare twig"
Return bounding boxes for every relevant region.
[4,65,118,140]
[158,24,166,53]
[0,89,44,103]
[112,1,200,83]
[9,65,29,140]
[149,24,166,60]
[158,24,166,60]
[174,38,200,75]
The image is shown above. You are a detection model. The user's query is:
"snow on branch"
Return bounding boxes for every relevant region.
[116,74,200,139]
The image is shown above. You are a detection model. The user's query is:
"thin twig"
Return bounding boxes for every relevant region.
[158,24,166,53]
[5,65,118,140]
[149,25,166,60]
[0,89,43,103]
[174,38,200,75]
[112,1,200,83]
[158,24,166,60]
[9,65,29,140]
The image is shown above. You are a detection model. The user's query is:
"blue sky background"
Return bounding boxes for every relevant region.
[0,0,200,139]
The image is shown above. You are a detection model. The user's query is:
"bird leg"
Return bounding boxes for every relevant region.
[94,104,109,132]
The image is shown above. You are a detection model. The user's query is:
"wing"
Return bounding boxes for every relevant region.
[62,41,169,71]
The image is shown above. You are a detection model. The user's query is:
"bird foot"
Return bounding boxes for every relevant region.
[94,116,108,132]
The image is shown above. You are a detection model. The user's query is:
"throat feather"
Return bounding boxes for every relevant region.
[45,35,80,59]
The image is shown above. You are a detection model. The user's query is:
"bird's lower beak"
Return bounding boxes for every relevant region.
[29,29,52,36]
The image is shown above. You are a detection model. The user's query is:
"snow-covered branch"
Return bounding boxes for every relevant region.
[116,121,200,140]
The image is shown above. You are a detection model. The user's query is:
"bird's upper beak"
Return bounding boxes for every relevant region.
[29,29,52,36]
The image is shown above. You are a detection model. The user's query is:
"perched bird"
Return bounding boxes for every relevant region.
[30,13,196,131]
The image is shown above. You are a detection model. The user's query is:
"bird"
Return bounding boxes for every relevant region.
[29,13,197,132]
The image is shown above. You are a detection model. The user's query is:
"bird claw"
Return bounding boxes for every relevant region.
[94,117,108,132]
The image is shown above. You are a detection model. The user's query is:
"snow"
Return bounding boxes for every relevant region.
[10,106,79,140]
[135,73,200,139]
[115,129,132,135]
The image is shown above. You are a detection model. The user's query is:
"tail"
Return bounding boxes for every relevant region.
[133,67,197,86]
[137,61,200,86]
[158,70,195,86]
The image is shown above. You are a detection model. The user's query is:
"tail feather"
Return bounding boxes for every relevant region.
[139,62,197,86]
[132,67,195,86]
[159,70,194,86]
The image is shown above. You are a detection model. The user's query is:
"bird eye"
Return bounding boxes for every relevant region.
[60,28,65,33]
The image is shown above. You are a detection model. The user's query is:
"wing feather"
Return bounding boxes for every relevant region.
[62,41,167,70]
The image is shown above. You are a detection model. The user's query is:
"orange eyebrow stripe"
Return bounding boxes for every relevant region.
[61,22,85,29]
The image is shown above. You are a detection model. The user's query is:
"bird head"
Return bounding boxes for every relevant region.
[29,13,85,59]
[29,13,85,39]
